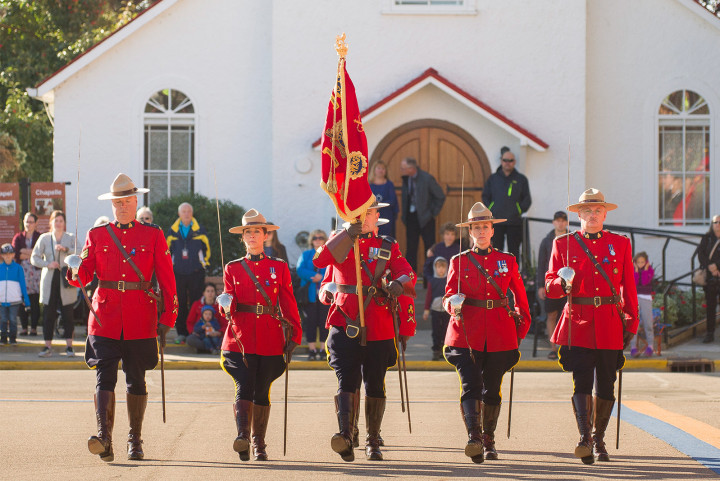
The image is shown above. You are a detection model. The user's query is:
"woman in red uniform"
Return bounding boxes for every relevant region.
[219,209,302,462]
[443,202,531,464]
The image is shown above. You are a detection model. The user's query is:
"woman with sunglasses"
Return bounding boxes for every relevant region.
[296,229,329,360]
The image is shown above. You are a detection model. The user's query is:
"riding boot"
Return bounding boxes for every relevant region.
[126,393,147,460]
[460,399,484,464]
[233,400,253,461]
[88,390,115,462]
[572,393,595,465]
[331,391,355,462]
[251,404,271,461]
[352,388,360,447]
[365,396,386,461]
[592,396,615,462]
[482,403,501,460]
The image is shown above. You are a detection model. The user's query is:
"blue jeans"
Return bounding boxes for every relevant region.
[0,304,20,340]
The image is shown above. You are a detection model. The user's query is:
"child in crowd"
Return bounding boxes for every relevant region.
[423,222,463,285]
[0,244,30,344]
[193,305,223,354]
[423,256,450,361]
[630,251,655,357]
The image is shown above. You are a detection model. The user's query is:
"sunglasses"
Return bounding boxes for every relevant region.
[501,158,515,163]
[312,236,326,241]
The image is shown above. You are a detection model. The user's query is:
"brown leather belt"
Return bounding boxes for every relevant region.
[464,297,509,309]
[235,304,279,316]
[337,284,387,298]
[98,280,151,292]
[573,295,621,307]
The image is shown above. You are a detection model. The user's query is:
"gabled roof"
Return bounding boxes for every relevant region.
[26,0,177,104]
[313,68,548,152]
[677,0,720,30]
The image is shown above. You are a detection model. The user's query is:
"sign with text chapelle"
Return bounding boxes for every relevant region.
[30,182,65,233]
[0,183,20,244]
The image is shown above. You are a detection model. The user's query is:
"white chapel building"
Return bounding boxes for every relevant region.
[28,0,720,274]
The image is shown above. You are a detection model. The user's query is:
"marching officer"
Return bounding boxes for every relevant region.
[219,209,302,462]
[313,200,416,462]
[68,173,178,462]
[545,188,638,464]
[442,202,531,464]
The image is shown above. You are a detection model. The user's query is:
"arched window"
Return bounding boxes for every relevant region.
[143,89,195,206]
[657,89,711,226]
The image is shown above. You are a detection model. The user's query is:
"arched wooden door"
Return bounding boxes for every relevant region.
[371,119,491,275]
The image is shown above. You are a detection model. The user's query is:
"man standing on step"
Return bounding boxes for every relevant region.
[68,173,177,463]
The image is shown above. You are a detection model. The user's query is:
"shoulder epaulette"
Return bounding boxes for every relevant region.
[606,230,629,239]
[379,235,398,244]
[451,249,473,261]
[140,222,162,231]
[227,259,244,266]
[555,231,573,240]
[89,222,110,231]
[270,256,287,264]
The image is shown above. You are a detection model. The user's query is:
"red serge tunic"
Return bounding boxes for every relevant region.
[68,221,178,340]
[444,247,531,352]
[313,233,417,341]
[221,253,302,356]
[545,230,639,350]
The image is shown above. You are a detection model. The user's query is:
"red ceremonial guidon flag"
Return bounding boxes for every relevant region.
[320,57,375,223]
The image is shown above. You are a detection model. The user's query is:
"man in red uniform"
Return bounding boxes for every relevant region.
[545,188,638,464]
[442,202,531,464]
[68,174,178,463]
[313,201,416,462]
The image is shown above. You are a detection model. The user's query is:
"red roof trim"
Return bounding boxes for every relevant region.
[312,68,548,150]
[34,0,166,90]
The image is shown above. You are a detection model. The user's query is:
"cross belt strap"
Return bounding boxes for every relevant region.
[98,280,152,292]
[239,259,282,321]
[464,297,509,309]
[465,252,521,326]
[573,295,621,307]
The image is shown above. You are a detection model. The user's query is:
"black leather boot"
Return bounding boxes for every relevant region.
[482,403,501,460]
[233,400,253,461]
[88,390,115,462]
[331,392,355,462]
[365,396,386,461]
[592,397,615,462]
[252,404,271,461]
[572,394,595,465]
[461,399,484,464]
[126,393,147,460]
[352,388,360,448]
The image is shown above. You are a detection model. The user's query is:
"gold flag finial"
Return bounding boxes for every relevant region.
[335,33,348,58]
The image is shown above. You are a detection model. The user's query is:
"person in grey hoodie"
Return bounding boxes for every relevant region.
[481,147,531,259]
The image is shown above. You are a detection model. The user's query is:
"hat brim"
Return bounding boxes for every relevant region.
[456,218,506,227]
[98,188,149,200]
[229,224,280,234]
[368,202,390,210]
[567,202,617,213]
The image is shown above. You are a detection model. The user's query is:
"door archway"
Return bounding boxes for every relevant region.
[370,119,491,273]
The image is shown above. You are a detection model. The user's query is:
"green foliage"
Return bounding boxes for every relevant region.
[0,131,26,181]
[652,282,705,328]
[0,0,153,182]
[149,192,246,276]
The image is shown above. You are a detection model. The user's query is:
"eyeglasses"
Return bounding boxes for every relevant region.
[312,236,326,241]
[142,217,152,222]
[713,221,720,224]
[501,158,515,163]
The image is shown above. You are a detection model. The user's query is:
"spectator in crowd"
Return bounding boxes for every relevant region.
[1,244,30,344]
[136,206,154,224]
[536,211,569,359]
[185,282,225,353]
[192,305,223,354]
[400,157,446,272]
[12,212,41,336]
[482,147,532,259]
[167,202,210,343]
[630,252,655,357]
[296,229,329,360]
[423,222,464,285]
[31,210,77,357]
[369,161,399,238]
[423,256,449,361]
[263,223,289,263]
[698,214,720,343]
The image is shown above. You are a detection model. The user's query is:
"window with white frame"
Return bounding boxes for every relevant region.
[385,0,475,14]
[143,89,195,206]
[657,90,711,226]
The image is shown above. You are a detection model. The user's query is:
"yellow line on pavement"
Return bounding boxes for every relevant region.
[623,400,720,450]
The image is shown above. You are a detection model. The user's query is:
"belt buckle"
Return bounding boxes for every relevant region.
[367,286,376,297]
[118,281,125,292]
[593,296,601,307]
[256,305,263,315]
[486,300,493,309]
[377,248,391,261]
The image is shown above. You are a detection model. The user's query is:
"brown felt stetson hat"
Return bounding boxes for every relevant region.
[456,202,506,227]
[566,188,618,213]
[228,209,280,234]
[97,173,149,200]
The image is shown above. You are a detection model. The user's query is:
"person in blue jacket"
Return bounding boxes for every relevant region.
[369,161,399,238]
[0,244,30,344]
[296,229,329,360]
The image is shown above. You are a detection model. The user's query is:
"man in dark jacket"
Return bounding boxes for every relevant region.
[482,147,531,259]
[400,157,446,272]
[166,202,211,342]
